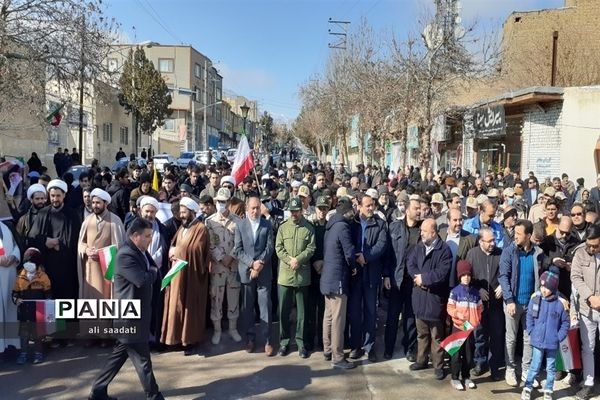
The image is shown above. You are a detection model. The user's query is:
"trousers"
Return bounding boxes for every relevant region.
[504,303,532,376]
[384,279,417,355]
[348,275,379,353]
[473,302,505,372]
[240,280,272,344]
[580,310,600,387]
[416,318,445,370]
[209,267,241,322]
[278,285,308,347]
[323,294,347,363]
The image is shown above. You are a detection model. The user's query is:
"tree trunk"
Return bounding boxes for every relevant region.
[419,124,432,170]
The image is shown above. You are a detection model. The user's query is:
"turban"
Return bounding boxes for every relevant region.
[179,196,199,212]
[27,183,46,200]
[90,188,111,204]
[47,179,68,193]
[139,196,159,210]
[220,175,236,186]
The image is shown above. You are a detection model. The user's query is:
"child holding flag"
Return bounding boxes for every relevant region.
[11,248,51,365]
[446,260,482,391]
[521,267,569,400]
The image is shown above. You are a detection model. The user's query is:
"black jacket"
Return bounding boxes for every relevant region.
[540,234,579,297]
[113,239,158,344]
[107,180,131,222]
[466,246,502,308]
[321,213,357,295]
[385,218,411,288]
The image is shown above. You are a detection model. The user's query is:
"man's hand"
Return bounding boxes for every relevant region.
[168,247,177,262]
[261,204,270,217]
[45,237,59,249]
[479,288,489,302]
[351,268,357,276]
[250,269,259,280]
[494,286,503,299]
[414,274,422,287]
[289,257,299,270]
[222,255,234,268]
[356,253,366,266]
[86,247,99,261]
[589,295,600,310]
[383,277,391,290]
[252,259,264,272]
[553,258,570,270]
[313,260,324,274]
[0,256,7,267]
[506,303,516,317]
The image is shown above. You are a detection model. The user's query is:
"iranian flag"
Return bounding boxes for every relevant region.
[35,300,65,336]
[0,238,5,257]
[46,103,64,126]
[98,245,118,281]
[556,328,582,371]
[161,259,188,291]
[440,321,474,356]
[231,134,255,187]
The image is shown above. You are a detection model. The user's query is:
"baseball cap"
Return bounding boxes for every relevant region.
[544,187,556,197]
[298,185,310,198]
[450,187,464,198]
[365,188,379,199]
[487,188,499,198]
[466,196,478,209]
[431,193,444,204]
[555,191,567,201]
[316,196,330,208]
[214,187,231,202]
[288,197,302,211]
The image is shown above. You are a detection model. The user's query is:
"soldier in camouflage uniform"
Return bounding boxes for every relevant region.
[298,185,315,222]
[206,188,242,345]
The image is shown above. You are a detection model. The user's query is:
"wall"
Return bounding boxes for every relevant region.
[520,102,563,179]
[560,86,600,186]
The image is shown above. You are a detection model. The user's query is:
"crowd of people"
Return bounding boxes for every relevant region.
[0,150,599,400]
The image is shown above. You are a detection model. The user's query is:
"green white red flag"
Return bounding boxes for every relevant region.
[98,245,118,281]
[161,259,188,291]
[556,328,582,371]
[440,321,474,356]
[231,133,254,187]
[0,238,5,256]
[35,300,65,336]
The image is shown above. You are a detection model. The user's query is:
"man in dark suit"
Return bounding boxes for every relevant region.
[234,196,275,356]
[88,218,164,400]
[438,208,477,287]
[523,178,539,208]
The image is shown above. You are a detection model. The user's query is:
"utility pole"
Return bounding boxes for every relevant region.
[78,14,86,163]
[203,58,208,151]
[328,18,350,49]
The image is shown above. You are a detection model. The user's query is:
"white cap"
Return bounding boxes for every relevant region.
[179,196,199,212]
[221,175,236,187]
[27,183,46,200]
[47,179,68,193]
[365,188,379,199]
[139,196,159,210]
[278,170,285,177]
[291,180,302,188]
[90,188,111,204]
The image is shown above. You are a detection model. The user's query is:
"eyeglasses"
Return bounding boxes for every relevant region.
[571,212,583,216]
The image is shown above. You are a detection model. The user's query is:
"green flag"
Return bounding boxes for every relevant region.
[161,259,188,291]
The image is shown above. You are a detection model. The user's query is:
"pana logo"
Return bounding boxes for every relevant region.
[55,299,141,319]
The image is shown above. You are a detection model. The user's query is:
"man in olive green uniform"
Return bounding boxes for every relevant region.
[305,196,329,352]
[275,197,316,358]
[298,185,315,222]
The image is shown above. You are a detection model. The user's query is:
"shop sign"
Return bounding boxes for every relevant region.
[407,125,419,149]
[473,105,505,138]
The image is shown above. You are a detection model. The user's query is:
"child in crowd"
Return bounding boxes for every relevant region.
[12,248,51,365]
[521,267,569,400]
[447,260,483,391]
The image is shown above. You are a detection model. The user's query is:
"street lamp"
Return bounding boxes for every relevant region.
[240,102,250,140]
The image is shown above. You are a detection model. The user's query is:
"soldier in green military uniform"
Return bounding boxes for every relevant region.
[275,197,316,358]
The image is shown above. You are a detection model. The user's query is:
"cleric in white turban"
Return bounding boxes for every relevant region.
[139,195,160,211]
[179,196,199,213]
[47,179,68,193]
[26,183,46,201]
[90,188,111,204]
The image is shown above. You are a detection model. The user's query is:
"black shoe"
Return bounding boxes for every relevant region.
[575,386,594,400]
[304,343,314,352]
[471,364,487,377]
[299,347,309,359]
[278,345,289,357]
[332,359,356,370]
[349,349,364,359]
[409,362,429,371]
[183,346,197,356]
[368,350,377,362]
[406,352,416,363]
[324,352,332,361]
[383,352,393,360]
[490,371,503,381]
[434,368,445,380]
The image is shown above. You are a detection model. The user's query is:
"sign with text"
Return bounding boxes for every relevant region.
[473,105,505,138]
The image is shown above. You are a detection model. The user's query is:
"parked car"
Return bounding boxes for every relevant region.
[195,150,212,165]
[226,149,237,163]
[65,165,89,187]
[111,157,147,173]
[176,152,196,168]
[153,153,176,172]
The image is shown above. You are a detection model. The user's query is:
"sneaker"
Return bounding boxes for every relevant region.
[32,352,43,364]
[521,387,532,400]
[434,368,445,380]
[543,390,553,400]
[506,368,518,387]
[575,386,594,400]
[332,359,356,370]
[16,352,27,365]
[451,379,464,390]
[211,330,221,345]
[464,378,476,389]
[471,365,487,377]
[228,329,242,343]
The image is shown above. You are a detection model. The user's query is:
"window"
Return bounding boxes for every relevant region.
[194,63,202,79]
[158,58,174,73]
[109,123,113,143]
[120,127,129,145]
[107,58,118,72]
[102,123,113,143]
[216,87,222,101]
[216,107,222,122]
[163,119,175,131]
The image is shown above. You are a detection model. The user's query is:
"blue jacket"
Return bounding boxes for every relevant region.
[463,215,505,249]
[351,214,388,287]
[498,241,544,305]
[321,213,357,295]
[526,291,569,350]
[407,238,453,321]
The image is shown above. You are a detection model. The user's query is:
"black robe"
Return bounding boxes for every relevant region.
[27,204,82,299]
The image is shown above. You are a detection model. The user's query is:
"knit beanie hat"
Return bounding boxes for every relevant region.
[23,247,43,266]
[540,267,560,293]
[456,260,473,278]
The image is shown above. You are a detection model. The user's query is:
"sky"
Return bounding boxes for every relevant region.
[104,0,564,122]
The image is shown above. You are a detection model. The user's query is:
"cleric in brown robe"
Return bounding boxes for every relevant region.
[161,196,210,355]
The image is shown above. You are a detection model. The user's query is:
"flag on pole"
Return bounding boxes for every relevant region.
[35,300,65,336]
[440,321,474,356]
[98,245,118,281]
[46,103,64,126]
[0,238,5,257]
[231,134,255,187]
[152,166,160,192]
[555,328,582,371]
[161,259,188,291]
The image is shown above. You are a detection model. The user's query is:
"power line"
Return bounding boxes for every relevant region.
[134,0,185,44]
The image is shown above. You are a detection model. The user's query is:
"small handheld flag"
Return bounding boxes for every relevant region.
[440,321,475,356]
[161,259,188,291]
[98,245,118,281]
